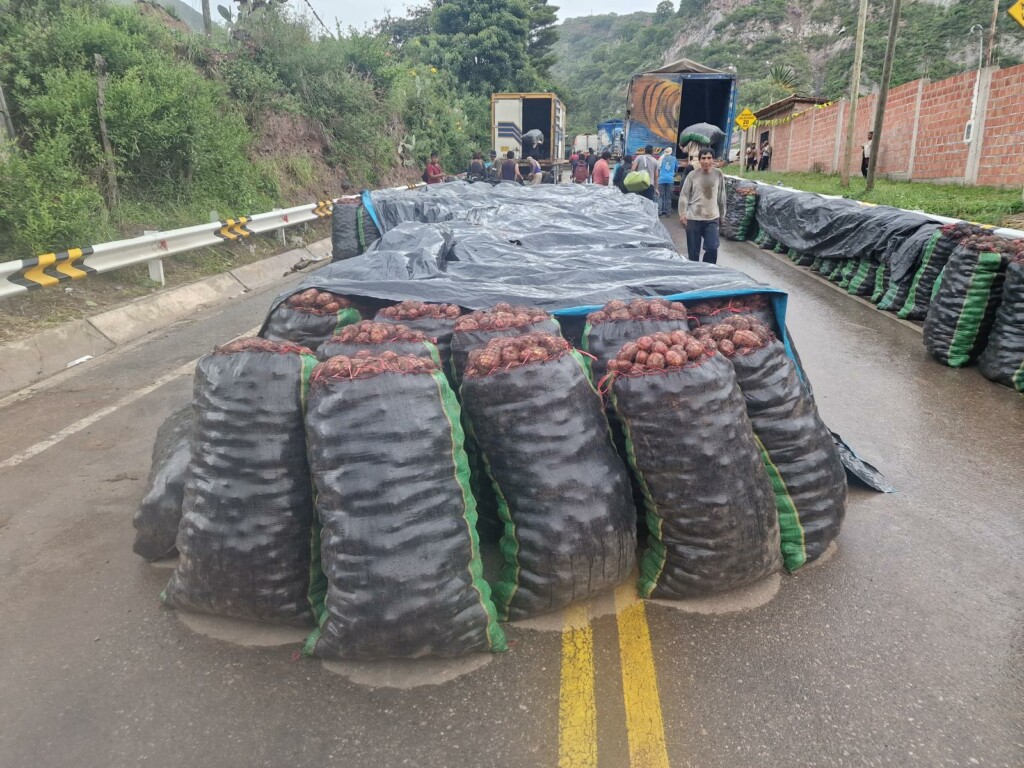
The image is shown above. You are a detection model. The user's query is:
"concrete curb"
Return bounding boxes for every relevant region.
[0,240,330,398]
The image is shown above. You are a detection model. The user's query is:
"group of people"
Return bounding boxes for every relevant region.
[744,140,773,171]
[425,150,547,185]
[570,148,613,185]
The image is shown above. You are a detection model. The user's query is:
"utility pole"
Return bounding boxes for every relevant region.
[985,0,999,67]
[94,55,119,213]
[201,0,213,38]
[0,80,15,153]
[866,0,903,192]
[840,0,869,188]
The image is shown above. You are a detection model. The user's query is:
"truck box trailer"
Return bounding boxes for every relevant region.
[597,119,624,158]
[492,92,566,175]
[623,59,737,163]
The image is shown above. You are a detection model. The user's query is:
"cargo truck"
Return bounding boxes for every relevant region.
[597,119,624,158]
[623,59,737,163]
[492,92,566,178]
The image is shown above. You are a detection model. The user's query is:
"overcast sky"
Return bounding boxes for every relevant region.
[299,0,663,34]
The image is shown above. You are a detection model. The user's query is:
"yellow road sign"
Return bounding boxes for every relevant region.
[1010,0,1024,28]
[735,107,757,131]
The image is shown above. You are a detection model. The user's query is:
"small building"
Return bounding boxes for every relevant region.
[749,95,830,166]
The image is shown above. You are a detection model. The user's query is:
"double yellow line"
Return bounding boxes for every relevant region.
[557,583,670,768]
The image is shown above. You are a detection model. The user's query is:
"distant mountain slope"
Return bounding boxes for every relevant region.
[110,0,208,34]
[552,0,1024,136]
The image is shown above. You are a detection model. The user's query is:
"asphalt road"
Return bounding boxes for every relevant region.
[0,218,1021,768]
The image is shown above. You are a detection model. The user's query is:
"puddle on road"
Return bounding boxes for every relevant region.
[322,654,493,689]
[176,612,309,647]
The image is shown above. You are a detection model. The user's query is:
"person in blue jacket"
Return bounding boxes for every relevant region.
[657,148,678,216]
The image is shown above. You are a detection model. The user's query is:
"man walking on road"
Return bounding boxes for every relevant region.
[592,151,612,186]
[657,148,677,216]
[678,149,726,264]
[631,145,659,201]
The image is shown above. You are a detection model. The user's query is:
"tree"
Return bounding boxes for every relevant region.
[527,0,559,79]
[428,0,536,95]
[655,1,674,21]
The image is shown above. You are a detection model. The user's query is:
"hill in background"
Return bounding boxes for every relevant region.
[552,0,1024,136]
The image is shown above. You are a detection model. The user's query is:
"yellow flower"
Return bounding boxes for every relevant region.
[430,67,437,74]
[409,69,417,76]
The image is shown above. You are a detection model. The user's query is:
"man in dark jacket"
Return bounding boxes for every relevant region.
[586,149,598,181]
[613,154,633,193]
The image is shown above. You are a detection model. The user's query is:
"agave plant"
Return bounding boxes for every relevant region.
[768,63,799,94]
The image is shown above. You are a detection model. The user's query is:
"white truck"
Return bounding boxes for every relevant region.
[572,134,598,154]
[492,92,566,179]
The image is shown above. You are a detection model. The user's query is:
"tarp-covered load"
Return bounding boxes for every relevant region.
[978,256,1024,391]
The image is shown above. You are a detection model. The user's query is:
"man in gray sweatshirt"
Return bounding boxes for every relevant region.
[678,149,727,264]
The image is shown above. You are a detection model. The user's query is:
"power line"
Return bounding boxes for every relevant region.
[299,0,333,38]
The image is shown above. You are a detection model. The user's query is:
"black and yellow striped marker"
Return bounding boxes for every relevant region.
[9,247,97,290]
[214,217,253,241]
[312,201,334,218]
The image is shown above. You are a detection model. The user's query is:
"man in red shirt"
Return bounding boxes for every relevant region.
[424,152,444,184]
[592,151,612,186]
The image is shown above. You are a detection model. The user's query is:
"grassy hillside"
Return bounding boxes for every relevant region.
[552,0,1024,137]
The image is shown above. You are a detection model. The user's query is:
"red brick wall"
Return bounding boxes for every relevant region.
[760,64,1024,188]
[912,71,975,181]
[976,63,1024,187]
[876,80,919,177]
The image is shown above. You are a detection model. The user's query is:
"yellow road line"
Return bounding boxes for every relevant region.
[615,583,670,768]
[558,602,597,768]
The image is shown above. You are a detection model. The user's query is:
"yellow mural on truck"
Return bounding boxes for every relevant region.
[628,75,683,150]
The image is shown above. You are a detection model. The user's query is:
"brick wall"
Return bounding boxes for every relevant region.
[976,63,1024,187]
[761,64,1024,188]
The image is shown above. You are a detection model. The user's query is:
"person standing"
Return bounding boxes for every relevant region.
[424,152,444,184]
[586,148,598,182]
[745,143,757,171]
[572,156,590,183]
[485,149,499,174]
[631,145,659,201]
[758,140,772,171]
[657,148,677,216]
[613,154,633,193]
[466,151,486,180]
[525,155,542,183]
[592,151,612,186]
[678,149,727,264]
[570,150,580,176]
[861,131,874,178]
[500,151,522,182]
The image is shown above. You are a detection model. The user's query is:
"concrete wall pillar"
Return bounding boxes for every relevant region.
[832,100,846,173]
[965,67,996,185]
[905,78,926,179]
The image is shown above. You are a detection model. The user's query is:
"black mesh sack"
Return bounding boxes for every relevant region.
[721,181,757,241]
[460,341,636,620]
[162,340,320,626]
[609,353,781,598]
[263,291,362,349]
[332,200,382,261]
[896,230,957,320]
[375,308,462,375]
[303,357,506,659]
[725,336,847,570]
[132,405,192,561]
[978,258,1024,391]
[581,300,691,380]
[924,245,1008,367]
[451,314,562,385]
[845,259,879,298]
[318,337,439,363]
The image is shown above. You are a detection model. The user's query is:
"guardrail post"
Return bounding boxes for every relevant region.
[143,230,165,286]
[272,208,287,245]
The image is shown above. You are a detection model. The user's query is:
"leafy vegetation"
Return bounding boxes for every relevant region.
[732,168,1024,226]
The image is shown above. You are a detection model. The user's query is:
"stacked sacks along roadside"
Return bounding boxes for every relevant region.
[978,252,1024,391]
[606,331,782,598]
[263,289,362,349]
[162,338,321,626]
[721,181,758,242]
[331,198,382,261]
[897,222,989,321]
[303,352,506,659]
[317,320,439,363]
[581,298,691,379]
[132,405,192,562]
[375,301,463,373]
[695,317,847,570]
[450,304,562,385]
[460,333,637,620]
[923,234,1024,367]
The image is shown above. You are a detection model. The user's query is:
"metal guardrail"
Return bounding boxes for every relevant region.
[0,177,439,300]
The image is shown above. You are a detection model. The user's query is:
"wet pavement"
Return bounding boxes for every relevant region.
[0,218,1021,768]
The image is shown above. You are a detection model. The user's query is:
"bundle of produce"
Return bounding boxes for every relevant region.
[845,258,880,298]
[263,289,362,349]
[687,293,776,332]
[303,352,506,659]
[606,331,781,598]
[721,182,758,241]
[924,236,1021,367]
[460,333,636,620]
[898,223,989,320]
[375,301,463,372]
[678,122,725,148]
[317,320,439,363]
[870,261,891,304]
[450,304,561,384]
[581,298,690,378]
[331,198,381,261]
[836,259,860,290]
[696,317,847,570]
[132,405,192,561]
[978,253,1024,391]
[162,338,320,625]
